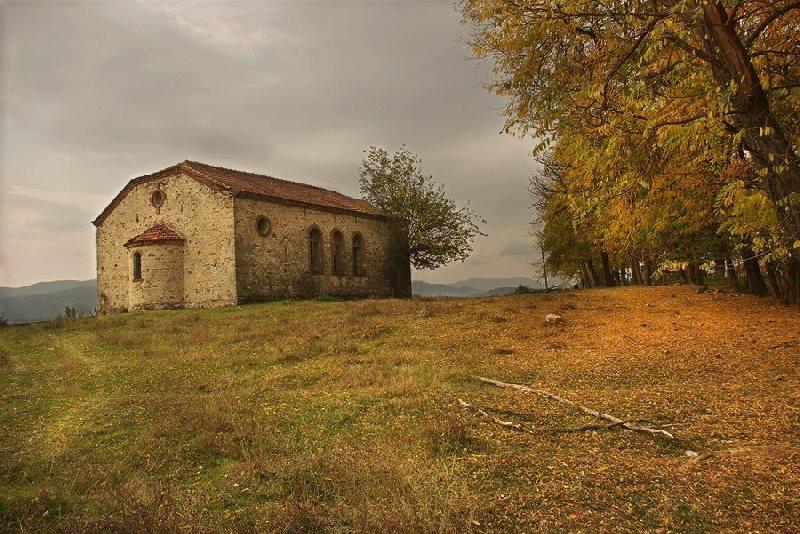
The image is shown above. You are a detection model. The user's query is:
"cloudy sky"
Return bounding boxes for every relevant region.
[1,0,537,287]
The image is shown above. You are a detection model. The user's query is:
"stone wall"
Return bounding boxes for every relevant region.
[127,243,185,310]
[233,197,411,301]
[95,172,237,312]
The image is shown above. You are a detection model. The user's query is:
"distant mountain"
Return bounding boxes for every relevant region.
[0,279,96,298]
[479,286,521,297]
[450,277,543,292]
[412,277,544,298]
[0,279,96,324]
[2,276,542,321]
[411,281,482,297]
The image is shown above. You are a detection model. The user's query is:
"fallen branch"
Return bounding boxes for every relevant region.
[481,405,540,421]
[457,399,534,433]
[472,376,675,439]
[556,420,630,433]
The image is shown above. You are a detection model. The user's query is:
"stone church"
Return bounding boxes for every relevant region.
[93,160,411,311]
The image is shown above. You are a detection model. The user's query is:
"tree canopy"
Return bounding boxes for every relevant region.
[462,0,800,302]
[358,146,486,270]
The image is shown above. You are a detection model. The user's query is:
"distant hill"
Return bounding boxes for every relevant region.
[479,286,521,297]
[412,277,544,298]
[449,277,542,292]
[0,280,96,324]
[1,276,543,321]
[411,281,482,297]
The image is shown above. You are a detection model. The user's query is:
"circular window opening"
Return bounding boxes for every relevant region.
[150,189,165,208]
[256,217,272,236]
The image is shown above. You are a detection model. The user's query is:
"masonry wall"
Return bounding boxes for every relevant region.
[233,197,411,301]
[127,243,185,310]
[95,172,237,312]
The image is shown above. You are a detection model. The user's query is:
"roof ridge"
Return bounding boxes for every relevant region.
[94,160,384,227]
[182,160,362,199]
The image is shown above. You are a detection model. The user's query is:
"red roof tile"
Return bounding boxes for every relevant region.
[124,224,185,248]
[94,160,384,226]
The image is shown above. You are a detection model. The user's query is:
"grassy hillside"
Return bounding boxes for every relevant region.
[1,287,798,532]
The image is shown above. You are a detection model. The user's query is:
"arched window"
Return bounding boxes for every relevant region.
[352,233,364,275]
[331,231,345,275]
[309,227,323,273]
[132,252,142,280]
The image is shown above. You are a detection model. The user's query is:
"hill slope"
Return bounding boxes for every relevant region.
[0,280,96,323]
[449,276,541,291]
[1,287,798,532]
[411,277,544,297]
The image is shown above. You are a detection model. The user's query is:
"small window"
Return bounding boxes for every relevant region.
[331,231,344,275]
[132,252,142,280]
[150,189,165,208]
[309,227,322,273]
[256,216,272,236]
[352,233,364,275]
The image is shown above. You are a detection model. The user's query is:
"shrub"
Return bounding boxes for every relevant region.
[62,306,81,319]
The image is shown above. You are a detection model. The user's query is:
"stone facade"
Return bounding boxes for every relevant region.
[126,242,185,309]
[94,162,410,312]
[234,197,408,301]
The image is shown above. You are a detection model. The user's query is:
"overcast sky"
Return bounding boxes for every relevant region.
[1,0,537,287]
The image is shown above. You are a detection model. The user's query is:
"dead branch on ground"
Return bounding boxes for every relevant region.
[472,376,676,439]
[457,399,534,433]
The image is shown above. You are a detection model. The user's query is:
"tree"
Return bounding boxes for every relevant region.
[358,146,486,270]
[462,0,800,242]
[462,0,800,301]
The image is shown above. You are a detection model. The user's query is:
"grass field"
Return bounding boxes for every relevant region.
[1,286,798,532]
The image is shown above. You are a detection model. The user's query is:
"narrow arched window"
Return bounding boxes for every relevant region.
[352,233,364,275]
[132,252,142,280]
[331,231,345,275]
[309,227,322,273]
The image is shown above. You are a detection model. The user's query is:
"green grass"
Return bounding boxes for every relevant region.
[1,288,798,532]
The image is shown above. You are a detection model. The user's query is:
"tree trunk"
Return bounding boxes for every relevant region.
[643,258,653,286]
[579,262,589,288]
[539,246,549,291]
[687,264,698,285]
[787,258,800,304]
[600,251,614,287]
[631,254,642,285]
[714,258,725,278]
[587,258,600,287]
[694,265,705,286]
[703,1,800,246]
[741,243,768,296]
[766,262,784,303]
[725,253,739,291]
[678,268,689,285]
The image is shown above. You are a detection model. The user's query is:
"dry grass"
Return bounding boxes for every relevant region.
[0,287,798,532]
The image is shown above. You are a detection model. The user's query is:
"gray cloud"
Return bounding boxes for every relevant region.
[1,0,535,286]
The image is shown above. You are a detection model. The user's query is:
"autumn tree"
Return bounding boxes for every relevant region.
[358,146,486,270]
[462,0,800,239]
[463,0,800,301]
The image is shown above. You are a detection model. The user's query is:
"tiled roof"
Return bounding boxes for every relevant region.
[124,224,185,248]
[93,160,384,226]
[182,160,383,216]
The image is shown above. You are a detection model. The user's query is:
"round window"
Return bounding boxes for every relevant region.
[256,216,272,236]
[150,189,165,208]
